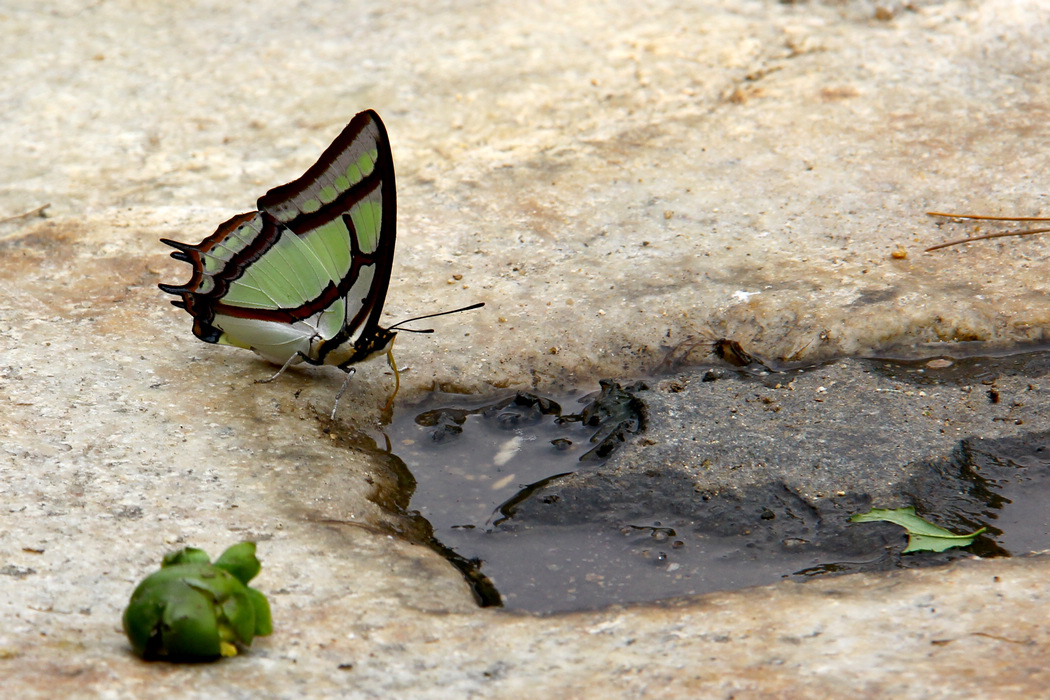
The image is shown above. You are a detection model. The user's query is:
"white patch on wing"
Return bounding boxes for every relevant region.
[215,313,315,366]
[345,263,375,342]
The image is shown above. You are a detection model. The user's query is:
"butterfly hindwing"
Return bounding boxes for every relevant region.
[160,110,398,370]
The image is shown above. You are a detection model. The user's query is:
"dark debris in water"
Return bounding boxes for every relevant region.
[415,391,563,442]
[393,381,649,608]
[414,384,646,462]
[559,380,648,461]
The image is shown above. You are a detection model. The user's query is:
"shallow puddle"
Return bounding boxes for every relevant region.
[388,385,649,609]
[385,355,1050,614]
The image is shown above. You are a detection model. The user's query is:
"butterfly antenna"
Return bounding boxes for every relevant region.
[388,302,485,333]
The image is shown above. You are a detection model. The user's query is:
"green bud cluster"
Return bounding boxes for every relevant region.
[123,542,272,660]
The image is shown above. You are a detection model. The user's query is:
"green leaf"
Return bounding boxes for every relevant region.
[850,506,986,553]
[213,541,261,584]
[245,586,273,637]
[162,547,211,567]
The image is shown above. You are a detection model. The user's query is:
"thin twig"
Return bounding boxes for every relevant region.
[927,211,1050,222]
[925,211,1050,252]
[925,227,1050,252]
[0,203,50,225]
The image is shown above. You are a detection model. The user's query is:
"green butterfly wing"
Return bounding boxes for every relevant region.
[160,110,398,370]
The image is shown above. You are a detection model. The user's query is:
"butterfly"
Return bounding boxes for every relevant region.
[159,110,480,415]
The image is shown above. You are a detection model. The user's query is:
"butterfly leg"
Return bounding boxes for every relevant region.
[330,367,358,420]
[255,351,308,385]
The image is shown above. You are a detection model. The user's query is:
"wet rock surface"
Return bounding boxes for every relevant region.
[522,353,1050,521]
[418,353,1050,610]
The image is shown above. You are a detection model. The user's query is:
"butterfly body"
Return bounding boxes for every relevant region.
[160,110,398,378]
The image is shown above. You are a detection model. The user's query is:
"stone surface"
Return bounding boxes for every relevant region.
[5,554,1050,698]
[6,0,1050,390]
[529,354,1050,515]
[4,0,1050,697]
